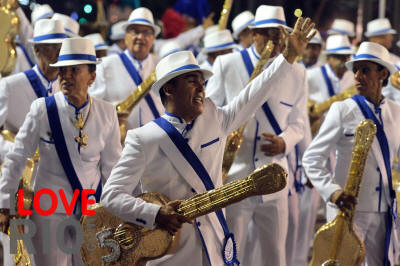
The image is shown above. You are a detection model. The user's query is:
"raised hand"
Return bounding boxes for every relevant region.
[202,12,215,29]
[280,17,316,64]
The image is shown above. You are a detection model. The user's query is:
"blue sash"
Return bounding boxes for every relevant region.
[24,69,48,98]
[18,44,34,67]
[118,52,160,119]
[352,94,394,266]
[45,95,102,214]
[154,117,239,266]
[240,49,253,77]
[320,65,335,97]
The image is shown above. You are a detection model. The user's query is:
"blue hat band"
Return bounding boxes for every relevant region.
[353,53,380,60]
[205,42,234,51]
[253,19,286,27]
[95,43,108,49]
[165,64,201,76]
[33,33,68,42]
[325,46,352,53]
[163,49,182,58]
[35,12,54,22]
[58,54,97,62]
[310,37,322,43]
[237,18,255,32]
[368,28,395,35]
[330,28,353,36]
[128,18,154,26]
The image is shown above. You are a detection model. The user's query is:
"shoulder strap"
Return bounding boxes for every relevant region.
[24,69,48,98]
[45,96,102,213]
[119,53,160,119]
[153,117,239,265]
[240,49,254,77]
[320,65,335,97]
[18,44,34,68]
[261,102,283,135]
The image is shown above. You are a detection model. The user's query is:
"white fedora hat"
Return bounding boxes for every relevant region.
[345,42,396,74]
[159,40,182,58]
[203,30,235,54]
[84,33,109,51]
[152,51,213,95]
[309,30,322,45]
[50,37,101,67]
[204,25,219,37]
[29,19,68,44]
[365,18,397,37]
[110,21,127,40]
[31,4,54,25]
[323,35,354,55]
[328,19,355,37]
[232,11,254,39]
[123,7,161,36]
[248,5,292,31]
[52,13,80,37]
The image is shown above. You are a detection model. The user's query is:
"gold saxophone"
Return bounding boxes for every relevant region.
[222,41,274,181]
[80,163,287,266]
[217,0,234,30]
[1,130,35,266]
[116,71,157,143]
[390,70,400,90]
[309,85,357,136]
[392,156,400,217]
[310,119,377,266]
[0,0,19,76]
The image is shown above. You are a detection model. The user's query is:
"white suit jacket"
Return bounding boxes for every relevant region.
[0,92,122,213]
[101,54,295,265]
[11,45,33,75]
[307,63,354,103]
[0,65,59,161]
[303,97,400,212]
[206,45,307,199]
[107,43,123,56]
[89,49,164,129]
[383,81,400,104]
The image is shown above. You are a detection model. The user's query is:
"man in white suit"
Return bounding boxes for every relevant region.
[0,37,122,266]
[303,42,400,266]
[101,16,315,266]
[206,5,309,265]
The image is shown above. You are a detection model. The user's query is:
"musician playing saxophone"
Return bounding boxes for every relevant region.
[101,16,315,266]
[303,42,400,266]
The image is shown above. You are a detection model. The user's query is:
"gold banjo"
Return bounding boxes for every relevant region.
[80,163,287,266]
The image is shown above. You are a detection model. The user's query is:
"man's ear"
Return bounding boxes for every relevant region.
[379,68,389,81]
[33,45,40,57]
[88,72,96,86]
[163,82,174,97]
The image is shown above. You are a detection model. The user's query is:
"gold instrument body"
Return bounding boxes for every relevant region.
[1,130,35,266]
[116,71,156,143]
[217,0,233,30]
[309,85,357,136]
[392,157,400,217]
[0,0,19,76]
[390,71,400,90]
[310,120,377,266]
[81,163,287,266]
[222,41,274,181]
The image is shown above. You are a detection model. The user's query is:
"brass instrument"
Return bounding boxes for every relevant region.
[310,119,377,266]
[390,70,400,90]
[222,41,274,181]
[116,71,157,143]
[392,157,400,217]
[0,0,19,76]
[81,163,287,266]
[309,85,357,136]
[217,0,233,30]
[1,130,35,266]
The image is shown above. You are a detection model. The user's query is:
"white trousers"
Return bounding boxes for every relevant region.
[30,213,84,266]
[226,194,288,266]
[327,204,393,266]
[292,187,320,266]
[0,232,15,266]
[286,190,299,266]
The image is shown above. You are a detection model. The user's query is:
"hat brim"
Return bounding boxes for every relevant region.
[345,57,396,75]
[122,21,161,37]
[233,22,253,39]
[249,23,292,32]
[50,58,102,67]
[365,29,397,38]
[152,68,213,97]
[323,48,354,55]
[202,44,236,54]
[29,38,66,44]
[110,34,125,41]
[327,29,355,37]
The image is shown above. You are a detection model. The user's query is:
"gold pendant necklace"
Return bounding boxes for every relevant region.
[71,96,92,148]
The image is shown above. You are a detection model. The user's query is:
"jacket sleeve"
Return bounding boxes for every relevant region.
[101,130,161,229]
[0,78,13,162]
[0,98,42,208]
[217,54,298,136]
[302,102,343,202]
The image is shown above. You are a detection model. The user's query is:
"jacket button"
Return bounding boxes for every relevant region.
[191,188,196,193]
[254,158,258,162]
[196,221,201,227]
